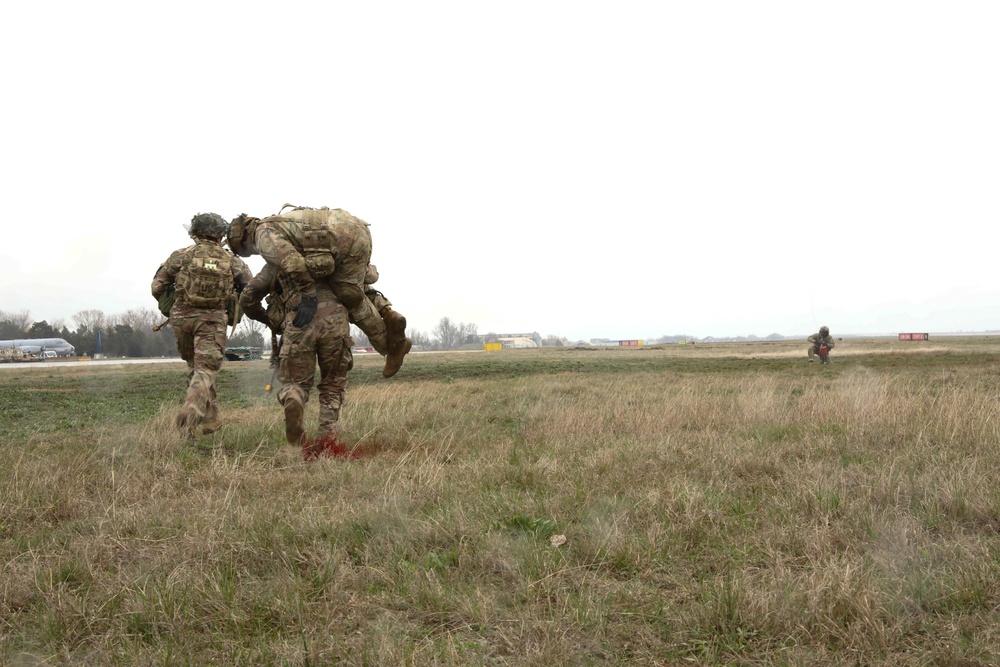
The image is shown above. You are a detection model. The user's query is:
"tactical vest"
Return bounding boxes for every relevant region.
[260,212,335,280]
[176,242,234,309]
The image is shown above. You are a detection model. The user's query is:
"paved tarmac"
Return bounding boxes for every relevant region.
[0,357,187,370]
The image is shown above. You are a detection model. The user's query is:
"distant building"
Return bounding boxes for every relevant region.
[479,332,542,348]
[498,336,538,349]
[589,338,644,347]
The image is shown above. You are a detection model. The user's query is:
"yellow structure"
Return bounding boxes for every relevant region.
[484,343,502,351]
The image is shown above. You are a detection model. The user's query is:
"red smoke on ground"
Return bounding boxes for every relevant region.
[302,434,381,461]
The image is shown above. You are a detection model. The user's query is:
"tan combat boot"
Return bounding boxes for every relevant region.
[176,413,199,440]
[383,336,412,378]
[381,307,408,349]
[284,399,305,445]
[200,419,224,435]
[380,306,411,378]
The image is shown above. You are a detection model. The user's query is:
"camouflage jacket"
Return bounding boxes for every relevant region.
[807,333,835,349]
[241,260,352,335]
[151,239,252,318]
[251,207,369,301]
[240,263,290,332]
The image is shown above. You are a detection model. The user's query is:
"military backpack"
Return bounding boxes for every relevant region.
[260,213,335,281]
[176,242,235,310]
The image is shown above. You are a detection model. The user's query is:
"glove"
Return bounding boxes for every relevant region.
[292,296,317,328]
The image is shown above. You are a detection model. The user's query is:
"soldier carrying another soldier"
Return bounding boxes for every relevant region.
[240,261,353,447]
[227,205,411,378]
[151,213,253,437]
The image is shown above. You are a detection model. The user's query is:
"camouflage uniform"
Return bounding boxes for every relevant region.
[240,263,354,444]
[151,235,252,435]
[230,207,410,377]
[807,328,835,362]
[361,263,410,377]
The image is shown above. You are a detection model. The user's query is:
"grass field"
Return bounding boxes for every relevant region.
[3,338,1000,666]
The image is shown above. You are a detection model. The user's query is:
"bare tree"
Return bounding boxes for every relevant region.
[459,321,478,345]
[410,329,431,348]
[119,307,161,331]
[433,317,459,350]
[1,310,32,333]
[74,309,107,333]
[229,318,267,348]
[433,317,478,350]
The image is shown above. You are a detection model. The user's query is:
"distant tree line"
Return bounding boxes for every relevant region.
[0,309,479,357]
[0,308,490,357]
[350,316,477,351]
[0,308,178,358]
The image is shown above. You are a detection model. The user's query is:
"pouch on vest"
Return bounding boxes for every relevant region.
[300,221,335,279]
[265,297,286,334]
[157,284,176,317]
[177,243,234,309]
[296,217,335,280]
[304,253,335,280]
[260,216,335,281]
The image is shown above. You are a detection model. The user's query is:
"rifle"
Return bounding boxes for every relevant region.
[265,331,282,393]
[229,298,241,341]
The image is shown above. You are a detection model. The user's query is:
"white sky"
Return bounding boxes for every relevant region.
[1,2,997,340]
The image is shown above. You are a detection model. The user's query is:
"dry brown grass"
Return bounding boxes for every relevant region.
[3,337,1000,665]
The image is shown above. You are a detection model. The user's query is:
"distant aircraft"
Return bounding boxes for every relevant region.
[0,338,76,357]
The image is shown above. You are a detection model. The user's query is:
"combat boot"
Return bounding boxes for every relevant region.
[200,419,224,435]
[381,307,408,350]
[383,336,412,378]
[284,399,305,445]
[175,406,200,440]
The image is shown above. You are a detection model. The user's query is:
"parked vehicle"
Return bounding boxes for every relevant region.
[224,346,262,362]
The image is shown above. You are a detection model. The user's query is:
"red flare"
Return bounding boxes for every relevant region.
[302,434,361,460]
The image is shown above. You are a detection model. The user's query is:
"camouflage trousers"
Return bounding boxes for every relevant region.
[171,311,227,423]
[808,344,832,361]
[277,297,353,436]
[326,222,387,354]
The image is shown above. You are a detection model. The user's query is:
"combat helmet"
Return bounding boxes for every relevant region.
[820,326,830,336]
[227,213,260,257]
[188,213,228,240]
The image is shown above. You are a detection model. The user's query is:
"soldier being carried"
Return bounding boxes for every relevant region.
[227,205,411,378]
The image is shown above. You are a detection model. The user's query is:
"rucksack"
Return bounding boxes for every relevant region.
[157,284,176,317]
[156,280,239,323]
[176,242,234,310]
[260,212,335,280]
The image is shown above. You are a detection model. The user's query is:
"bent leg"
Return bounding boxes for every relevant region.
[334,281,388,353]
[316,333,352,437]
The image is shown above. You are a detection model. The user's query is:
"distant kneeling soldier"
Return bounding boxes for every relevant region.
[807,326,835,364]
[151,213,253,437]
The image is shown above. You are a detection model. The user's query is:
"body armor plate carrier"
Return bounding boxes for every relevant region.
[177,243,234,309]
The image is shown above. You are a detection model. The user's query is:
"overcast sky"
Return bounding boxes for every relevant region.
[1,2,997,341]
